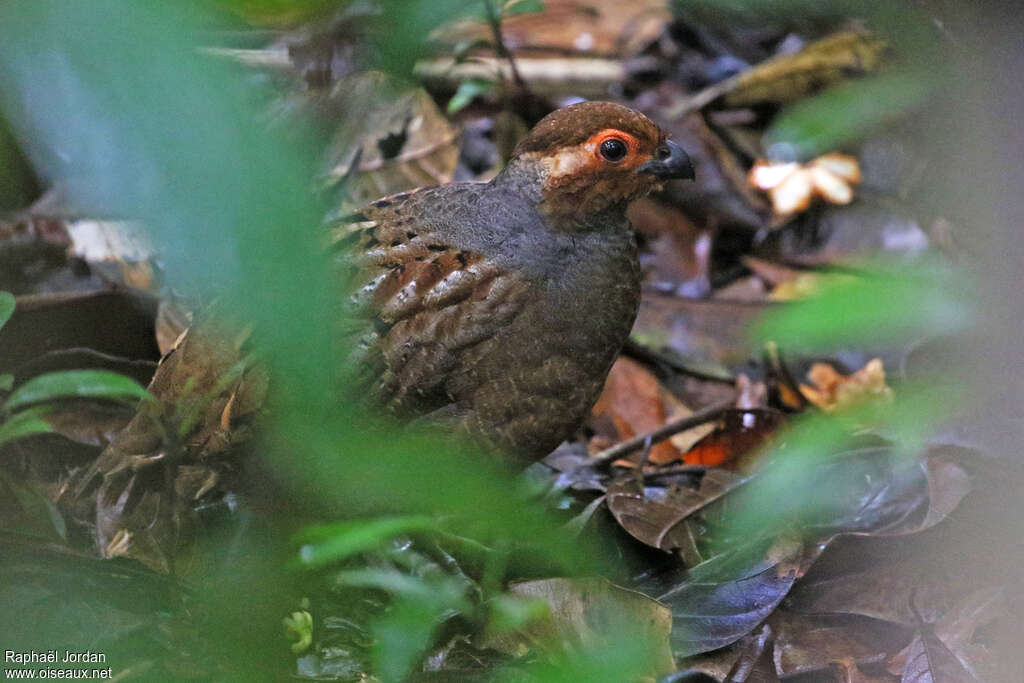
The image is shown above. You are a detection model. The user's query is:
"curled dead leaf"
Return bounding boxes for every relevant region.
[799,359,893,413]
[667,30,887,118]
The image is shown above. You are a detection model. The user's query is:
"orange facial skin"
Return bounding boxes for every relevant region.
[531,126,668,220]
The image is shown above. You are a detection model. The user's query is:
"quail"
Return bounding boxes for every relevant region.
[340,101,694,463]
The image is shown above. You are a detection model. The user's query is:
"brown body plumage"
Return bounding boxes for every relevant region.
[339,102,694,463]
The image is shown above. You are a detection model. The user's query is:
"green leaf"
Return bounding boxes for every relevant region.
[0,290,14,330]
[0,405,53,447]
[764,72,933,160]
[296,515,436,569]
[502,0,545,16]
[447,77,496,113]
[3,370,152,412]
[0,374,12,392]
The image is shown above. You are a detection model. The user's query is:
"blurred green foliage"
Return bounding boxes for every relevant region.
[753,259,973,352]
[764,72,934,160]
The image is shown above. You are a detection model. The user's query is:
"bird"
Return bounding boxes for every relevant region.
[337,101,694,464]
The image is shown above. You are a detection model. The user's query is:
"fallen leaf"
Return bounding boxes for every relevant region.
[895,587,1006,683]
[591,357,684,465]
[628,197,711,298]
[681,409,784,468]
[606,467,746,552]
[668,30,888,118]
[725,31,887,107]
[799,359,894,413]
[654,535,804,657]
[634,294,773,370]
[772,612,897,679]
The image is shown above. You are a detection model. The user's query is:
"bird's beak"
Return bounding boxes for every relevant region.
[639,140,695,180]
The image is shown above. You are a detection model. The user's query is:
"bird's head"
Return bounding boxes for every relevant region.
[505,101,694,222]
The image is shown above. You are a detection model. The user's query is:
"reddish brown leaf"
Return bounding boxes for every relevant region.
[591,357,683,465]
[682,409,784,468]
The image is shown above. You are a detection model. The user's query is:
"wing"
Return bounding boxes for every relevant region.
[333,187,531,416]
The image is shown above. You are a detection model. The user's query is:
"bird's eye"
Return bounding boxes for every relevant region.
[599,138,628,162]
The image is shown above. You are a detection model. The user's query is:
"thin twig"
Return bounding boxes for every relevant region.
[588,398,734,467]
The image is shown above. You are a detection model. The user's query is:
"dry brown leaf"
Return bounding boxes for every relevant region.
[634,293,771,370]
[591,357,684,465]
[628,197,712,298]
[606,468,746,552]
[772,612,892,679]
[725,31,887,107]
[893,587,1007,682]
[800,359,893,413]
[668,31,887,118]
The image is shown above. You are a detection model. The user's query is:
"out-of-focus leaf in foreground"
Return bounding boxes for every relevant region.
[295,515,436,569]
[752,259,973,352]
[763,72,934,161]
